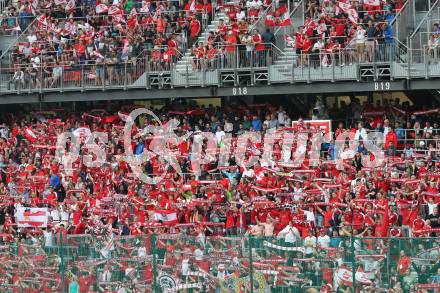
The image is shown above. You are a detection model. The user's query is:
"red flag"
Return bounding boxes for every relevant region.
[102,115,120,123]
[108,5,121,15]
[24,127,39,143]
[65,0,75,13]
[265,13,276,27]
[153,210,178,225]
[36,15,47,28]
[63,21,74,34]
[16,208,48,228]
[278,6,291,26]
[337,1,358,24]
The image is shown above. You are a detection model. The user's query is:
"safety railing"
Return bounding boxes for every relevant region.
[274,0,304,48]
[0,235,439,292]
[393,46,440,79]
[391,0,415,43]
[409,0,440,50]
[0,16,37,63]
[2,43,440,94]
[248,1,274,32]
[0,5,197,69]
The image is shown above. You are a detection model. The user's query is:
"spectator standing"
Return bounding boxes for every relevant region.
[383,23,394,61]
[355,25,366,63]
[366,21,376,62]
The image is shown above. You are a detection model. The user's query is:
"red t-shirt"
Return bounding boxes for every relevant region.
[190,19,201,37]
[253,34,265,51]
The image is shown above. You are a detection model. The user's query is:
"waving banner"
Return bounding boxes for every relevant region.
[16,207,48,228]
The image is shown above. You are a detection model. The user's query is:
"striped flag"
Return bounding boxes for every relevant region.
[24,127,39,142]
[96,3,109,14]
[154,210,178,225]
[65,0,75,13]
[16,208,48,228]
[278,6,291,26]
[337,1,358,24]
[36,15,47,28]
[108,5,121,15]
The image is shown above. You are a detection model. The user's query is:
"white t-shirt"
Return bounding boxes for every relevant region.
[424,126,433,134]
[312,41,323,51]
[354,128,368,140]
[277,111,286,125]
[303,210,315,223]
[138,246,146,258]
[242,168,255,178]
[50,209,61,222]
[43,231,53,247]
[304,236,316,254]
[60,210,70,222]
[318,235,330,248]
[277,225,300,243]
[215,130,226,144]
[236,11,246,22]
[356,29,366,44]
[428,203,437,215]
[27,34,37,43]
[182,259,190,276]
[241,35,254,51]
[382,126,390,137]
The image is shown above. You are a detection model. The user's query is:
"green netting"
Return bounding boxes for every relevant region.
[0,236,439,292]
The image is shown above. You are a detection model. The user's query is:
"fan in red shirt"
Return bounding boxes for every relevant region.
[189,18,201,47]
[224,30,237,53]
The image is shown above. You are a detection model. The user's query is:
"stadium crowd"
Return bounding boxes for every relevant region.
[188,0,404,68]
[2,0,440,90]
[0,98,438,291]
[2,0,213,81]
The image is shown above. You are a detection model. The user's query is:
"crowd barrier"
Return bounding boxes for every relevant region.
[1,234,439,292]
[3,41,437,93]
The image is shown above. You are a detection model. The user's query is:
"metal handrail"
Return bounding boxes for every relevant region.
[248,3,273,32]
[409,0,440,41]
[2,43,440,93]
[390,0,410,26]
[274,0,303,36]
[0,17,37,61]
